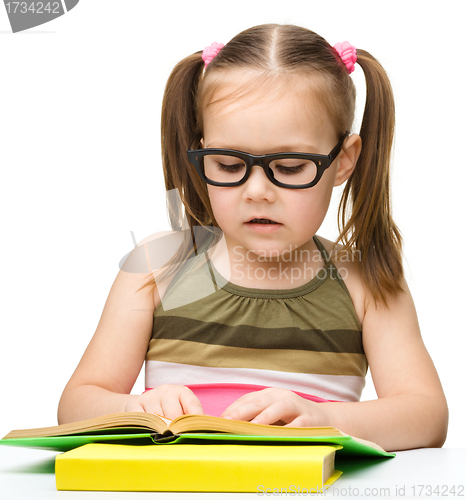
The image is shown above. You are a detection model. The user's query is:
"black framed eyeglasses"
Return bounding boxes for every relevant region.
[187,132,349,189]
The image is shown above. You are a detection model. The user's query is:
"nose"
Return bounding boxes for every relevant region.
[242,164,276,201]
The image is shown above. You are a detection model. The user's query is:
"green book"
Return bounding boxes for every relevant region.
[0,411,395,457]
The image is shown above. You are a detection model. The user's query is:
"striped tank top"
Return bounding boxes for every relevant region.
[145,235,367,416]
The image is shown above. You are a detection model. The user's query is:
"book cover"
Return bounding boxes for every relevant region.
[55,443,343,492]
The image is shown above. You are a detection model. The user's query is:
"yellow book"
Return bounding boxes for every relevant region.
[55,443,343,493]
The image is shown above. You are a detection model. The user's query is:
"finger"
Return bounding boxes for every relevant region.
[134,389,165,415]
[250,400,300,425]
[160,397,186,420]
[124,400,146,413]
[221,390,275,419]
[179,390,204,415]
[221,395,255,418]
[125,395,165,415]
[222,399,275,422]
[284,414,315,428]
[140,399,164,416]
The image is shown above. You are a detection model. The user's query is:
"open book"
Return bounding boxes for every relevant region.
[1,411,394,457]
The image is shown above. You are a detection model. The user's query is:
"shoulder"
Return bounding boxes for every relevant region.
[315,235,418,337]
[315,235,367,326]
[135,231,180,310]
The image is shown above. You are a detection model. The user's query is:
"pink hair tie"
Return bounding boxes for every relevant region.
[202,42,225,67]
[333,41,357,74]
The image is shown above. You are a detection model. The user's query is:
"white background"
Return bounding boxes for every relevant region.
[0,0,464,449]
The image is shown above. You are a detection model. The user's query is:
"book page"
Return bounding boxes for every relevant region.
[153,413,173,427]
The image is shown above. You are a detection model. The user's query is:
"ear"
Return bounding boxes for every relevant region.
[200,137,204,148]
[334,134,362,186]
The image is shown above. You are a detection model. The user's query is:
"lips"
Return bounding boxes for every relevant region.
[248,218,279,224]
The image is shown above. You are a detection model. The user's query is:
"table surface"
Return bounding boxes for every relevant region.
[0,446,465,499]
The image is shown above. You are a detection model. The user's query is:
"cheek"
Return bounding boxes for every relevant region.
[207,187,235,222]
[291,188,332,226]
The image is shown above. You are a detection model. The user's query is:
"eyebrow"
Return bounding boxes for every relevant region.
[204,143,322,154]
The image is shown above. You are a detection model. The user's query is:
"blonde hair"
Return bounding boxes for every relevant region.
[138,23,403,308]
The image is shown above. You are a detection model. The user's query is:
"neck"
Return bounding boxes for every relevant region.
[207,235,326,289]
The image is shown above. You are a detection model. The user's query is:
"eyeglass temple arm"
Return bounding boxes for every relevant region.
[328,131,350,163]
[188,132,203,150]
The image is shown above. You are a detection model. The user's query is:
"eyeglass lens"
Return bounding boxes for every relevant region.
[203,154,318,186]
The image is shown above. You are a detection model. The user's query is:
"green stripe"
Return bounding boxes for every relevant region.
[146,339,368,377]
[157,278,361,332]
[152,316,363,354]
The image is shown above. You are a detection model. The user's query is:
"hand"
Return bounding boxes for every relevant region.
[221,388,329,427]
[124,384,204,419]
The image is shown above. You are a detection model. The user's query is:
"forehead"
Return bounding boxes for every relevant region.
[200,72,337,153]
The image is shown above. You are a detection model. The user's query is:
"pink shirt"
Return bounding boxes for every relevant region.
[145,383,337,417]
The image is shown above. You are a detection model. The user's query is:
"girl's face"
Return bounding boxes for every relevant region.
[202,77,347,262]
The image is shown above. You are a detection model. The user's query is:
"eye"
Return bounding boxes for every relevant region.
[274,164,306,174]
[203,155,247,182]
[217,162,244,172]
[270,159,318,184]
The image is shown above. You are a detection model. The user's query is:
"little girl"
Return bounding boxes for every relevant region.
[57,24,448,451]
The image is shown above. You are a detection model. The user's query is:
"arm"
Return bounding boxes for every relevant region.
[57,265,156,423]
[57,236,203,424]
[321,277,448,450]
[222,277,448,451]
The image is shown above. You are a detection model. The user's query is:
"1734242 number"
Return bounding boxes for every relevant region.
[5,2,61,14]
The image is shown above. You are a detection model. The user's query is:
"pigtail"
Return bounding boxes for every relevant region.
[136,52,217,294]
[336,49,404,308]
[161,52,215,230]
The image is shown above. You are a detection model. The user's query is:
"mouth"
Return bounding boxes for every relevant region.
[247,218,280,225]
